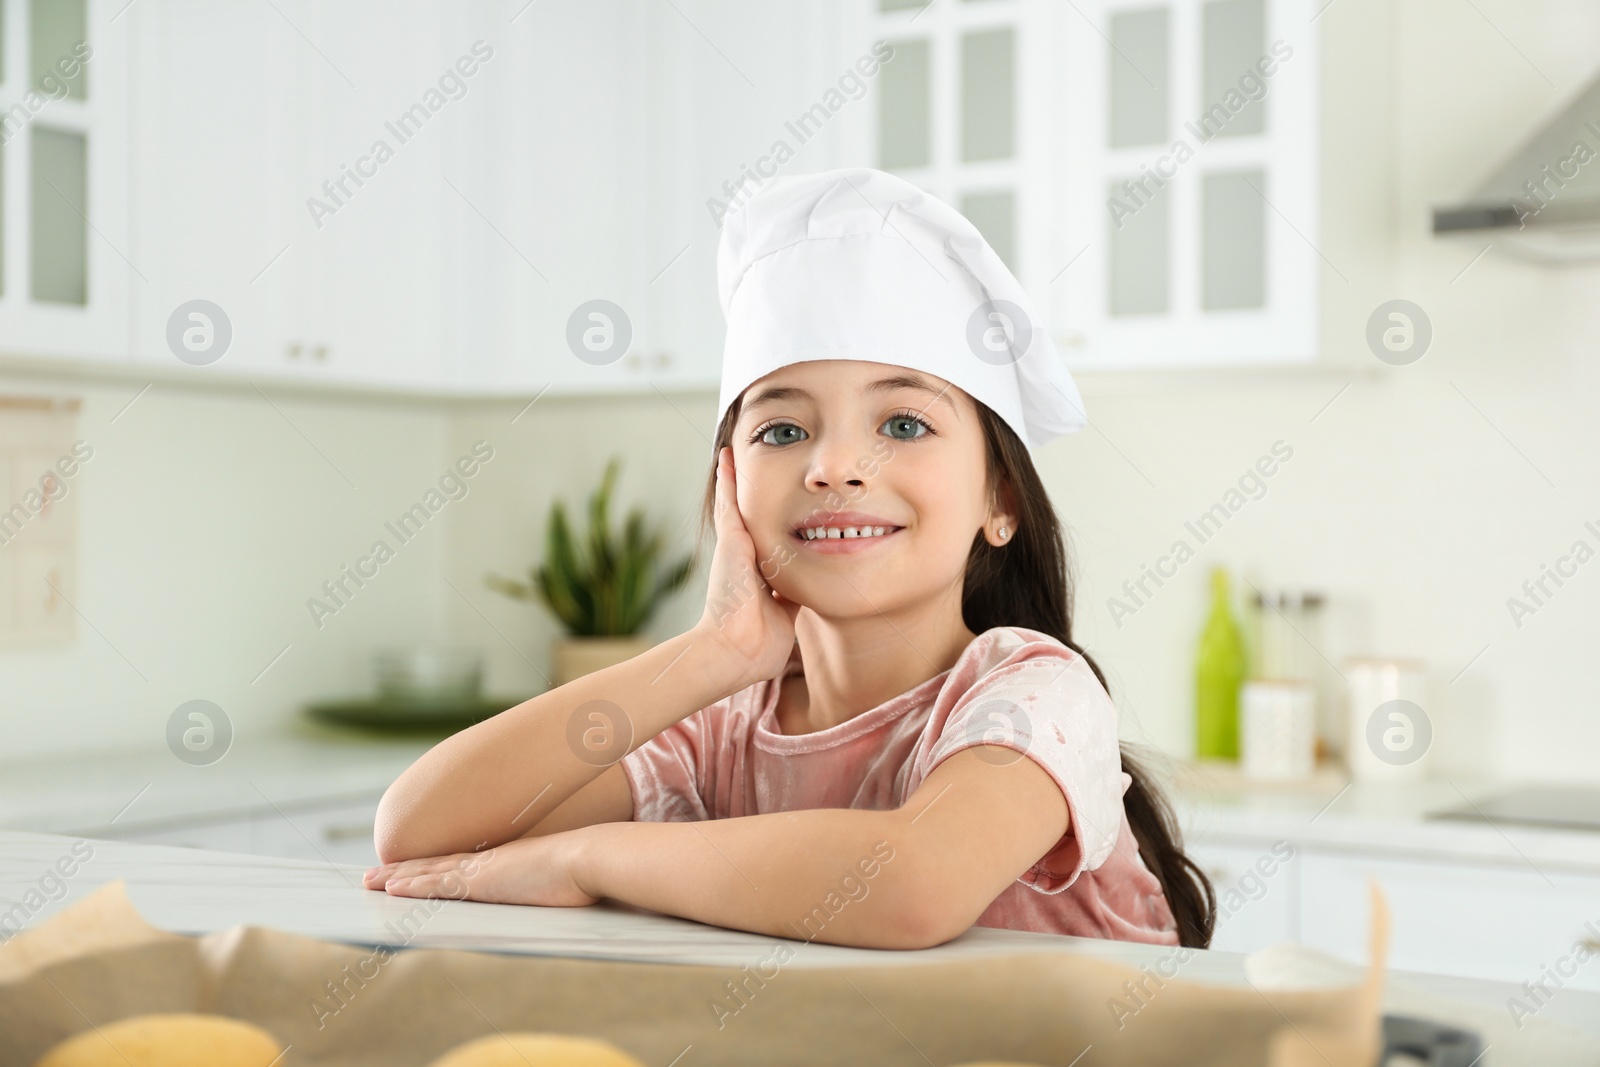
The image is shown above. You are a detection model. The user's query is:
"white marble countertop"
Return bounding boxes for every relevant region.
[0,722,434,836]
[2,830,1598,1063]
[1168,760,1600,874]
[3,716,1599,886]
[6,728,1600,876]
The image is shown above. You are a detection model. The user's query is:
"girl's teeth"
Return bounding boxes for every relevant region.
[804,525,890,540]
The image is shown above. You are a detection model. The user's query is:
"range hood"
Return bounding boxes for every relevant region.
[1432,70,1600,262]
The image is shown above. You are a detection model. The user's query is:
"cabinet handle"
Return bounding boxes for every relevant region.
[287,342,303,359]
[323,822,375,842]
[312,344,329,362]
[654,352,671,368]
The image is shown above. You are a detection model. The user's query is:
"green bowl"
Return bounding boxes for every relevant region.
[304,695,528,733]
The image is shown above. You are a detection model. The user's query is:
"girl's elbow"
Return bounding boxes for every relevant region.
[898,902,969,950]
[372,782,431,865]
[873,888,969,950]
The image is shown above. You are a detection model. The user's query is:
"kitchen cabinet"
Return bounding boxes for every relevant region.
[249,794,382,869]
[13,0,1327,392]
[1186,826,1600,993]
[128,0,445,389]
[1050,0,1321,370]
[127,0,697,397]
[436,0,666,397]
[279,1,447,391]
[631,1,860,398]
[1187,838,1298,953]
[103,793,382,870]
[126,0,295,377]
[440,0,852,400]
[108,813,257,854]
[1300,850,1600,994]
[123,0,849,398]
[0,0,131,364]
[1178,769,1600,991]
[839,0,1320,372]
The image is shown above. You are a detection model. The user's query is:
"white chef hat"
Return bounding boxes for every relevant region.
[715,167,1087,451]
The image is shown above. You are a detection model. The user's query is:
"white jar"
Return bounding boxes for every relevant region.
[1241,679,1316,781]
[1344,657,1430,782]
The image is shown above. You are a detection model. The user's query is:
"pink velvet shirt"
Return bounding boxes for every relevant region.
[619,625,1180,945]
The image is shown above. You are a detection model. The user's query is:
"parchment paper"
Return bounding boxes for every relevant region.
[0,880,1390,1067]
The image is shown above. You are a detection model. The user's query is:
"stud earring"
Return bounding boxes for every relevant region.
[998,526,1009,542]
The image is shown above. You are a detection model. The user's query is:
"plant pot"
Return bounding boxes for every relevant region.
[552,634,654,688]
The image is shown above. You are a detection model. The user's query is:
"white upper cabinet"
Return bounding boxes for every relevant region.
[0,0,129,363]
[17,1,1321,390]
[437,0,667,397]
[843,0,1320,371]
[281,0,446,391]
[127,0,666,395]
[129,0,445,388]
[633,0,864,397]
[127,0,294,377]
[433,0,854,400]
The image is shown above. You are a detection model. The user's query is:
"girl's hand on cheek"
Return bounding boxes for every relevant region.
[694,446,802,690]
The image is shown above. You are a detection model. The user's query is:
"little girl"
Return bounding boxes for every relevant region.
[366,168,1216,951]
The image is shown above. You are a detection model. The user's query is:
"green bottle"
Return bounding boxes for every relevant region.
[1195,566,1246,759]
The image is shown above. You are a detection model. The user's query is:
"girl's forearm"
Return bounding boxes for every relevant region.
[570,809,944,950]
[374,628,739,864]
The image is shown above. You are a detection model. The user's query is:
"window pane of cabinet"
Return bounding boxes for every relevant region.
[1202,168,1266,309]
[1201,0,1265,137]
[961,190,1015,270]
[1108,178,1168,315]
[879,37,931,168]
[31,126,86,305]
[1109,8,1168,148]
[960,27,1013,162]
[30,0,86,99]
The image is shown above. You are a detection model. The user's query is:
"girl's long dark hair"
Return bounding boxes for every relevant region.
[698,391,1216,949]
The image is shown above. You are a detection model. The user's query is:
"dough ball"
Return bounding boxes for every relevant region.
[428,1032,646,1067]
[34,1012,283,1067]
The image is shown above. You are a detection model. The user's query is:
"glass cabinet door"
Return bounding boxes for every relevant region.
[1062,0,1318,369]
[870,0,1029,275]
[0,0,129,362]
[861,0,1319,371]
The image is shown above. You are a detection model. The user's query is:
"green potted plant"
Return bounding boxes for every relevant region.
[484,455,696,687]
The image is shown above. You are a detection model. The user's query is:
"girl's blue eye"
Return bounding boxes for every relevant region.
[746,410,936,447]
[751,423,807,447]
[883,410,933,441]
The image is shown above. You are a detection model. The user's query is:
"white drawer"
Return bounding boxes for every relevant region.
[1300,851,1600,991]
[110,816,255,853]
[1187,839,1299,953]
[251,797,381,868]
[102,796,382,869]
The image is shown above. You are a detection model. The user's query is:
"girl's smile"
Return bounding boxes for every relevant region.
[792,525,908,554]
[790,509,908,554]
